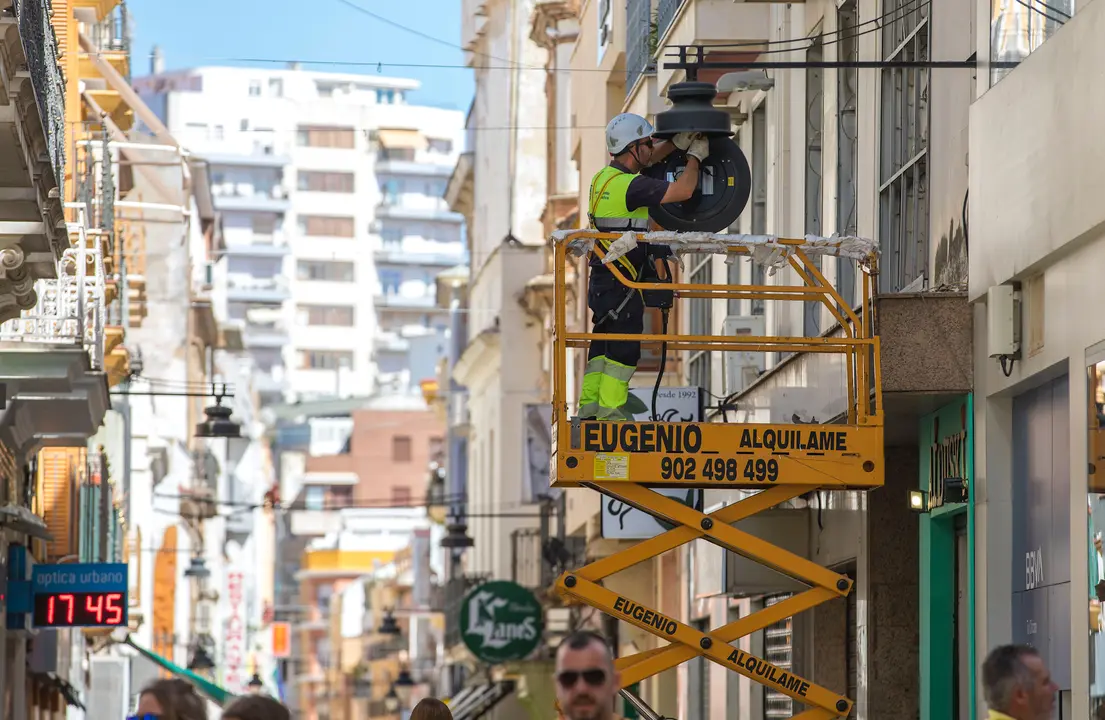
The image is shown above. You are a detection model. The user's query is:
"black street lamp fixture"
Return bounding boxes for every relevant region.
[183,556,210,579]
[187,646,215,672]
[247,674,264,694]
[383,685,400,714]
[194,396,242,439]
[395,668,414,687]
[377,609,401,636]
[439,522,474,548]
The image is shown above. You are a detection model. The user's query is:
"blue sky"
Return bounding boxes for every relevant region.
[127,0,474,111]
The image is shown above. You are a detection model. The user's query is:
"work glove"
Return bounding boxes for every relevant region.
[601,231,639,266]
[687,135,710,163]
[671,132,697,151]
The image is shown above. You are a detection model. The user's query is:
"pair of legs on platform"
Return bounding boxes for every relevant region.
[578,279,649,421]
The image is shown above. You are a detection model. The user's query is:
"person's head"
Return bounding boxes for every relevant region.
[555,631,620,720]
[221,695,290,720]
[981,644,1057,720]
[605,113,655,172]
[133,678,207,720]
[409,697,453,720]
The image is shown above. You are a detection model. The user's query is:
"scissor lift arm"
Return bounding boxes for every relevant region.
[548,230,883,719]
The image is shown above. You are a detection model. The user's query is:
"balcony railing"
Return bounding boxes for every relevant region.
[626,0,656,97]
[0,217,106,369]
[17,0,66,189]
[656,0,682,38]
[511,528,548,591]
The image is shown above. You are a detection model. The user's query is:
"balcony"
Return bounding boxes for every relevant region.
[242,319,289,347]
[77,8,130,81]
[226,274,291,303]
[0,0,68,274]
[202,143,292,168]
[375,196,462,223]
[290,508,339,537]
[224,233,291,257]
[375,157,454,177]
[625,0,656,98]
[213,187,291,213]
[373,245,464,267]
[654,0,771,93]
[373,292,436,310]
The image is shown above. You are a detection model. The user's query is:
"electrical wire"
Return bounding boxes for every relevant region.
[118,0,933,79]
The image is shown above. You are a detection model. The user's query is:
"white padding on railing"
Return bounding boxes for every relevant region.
[552,230,879,272]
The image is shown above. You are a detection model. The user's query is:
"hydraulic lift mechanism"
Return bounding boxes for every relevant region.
[548,229,883,720]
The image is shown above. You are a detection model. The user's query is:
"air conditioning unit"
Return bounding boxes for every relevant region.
[722,315,766,395]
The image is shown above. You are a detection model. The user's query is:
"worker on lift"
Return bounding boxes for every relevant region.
[578,113,709,421]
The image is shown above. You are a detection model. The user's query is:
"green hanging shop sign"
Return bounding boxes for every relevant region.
[459,580,544,664]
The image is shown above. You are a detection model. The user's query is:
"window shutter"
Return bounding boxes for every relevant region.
[40,448,83,559]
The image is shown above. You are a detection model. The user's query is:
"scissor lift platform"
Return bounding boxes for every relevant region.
[547,230,883,719]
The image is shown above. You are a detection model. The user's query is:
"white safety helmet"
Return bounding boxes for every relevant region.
[605,113,654,156]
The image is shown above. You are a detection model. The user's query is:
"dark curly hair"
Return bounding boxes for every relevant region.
[138,679,207,720]
[410,697,453,720]
[221,695,290,720]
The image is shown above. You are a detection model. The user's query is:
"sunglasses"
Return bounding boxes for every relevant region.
[637,139,654,150]
[557,668,607,688]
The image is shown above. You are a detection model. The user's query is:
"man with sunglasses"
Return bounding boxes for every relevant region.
[555,630,622,720]
[579,112,709,421]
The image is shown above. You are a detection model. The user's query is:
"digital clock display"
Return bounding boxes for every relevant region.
[32,591,126,627]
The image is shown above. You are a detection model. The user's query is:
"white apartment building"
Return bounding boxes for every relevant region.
[134,61,465,405]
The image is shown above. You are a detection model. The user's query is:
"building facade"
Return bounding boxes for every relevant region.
[970,0,1100,717]
[134,63,465,405]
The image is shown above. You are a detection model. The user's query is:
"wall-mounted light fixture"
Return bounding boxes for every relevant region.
[909,490,929,513]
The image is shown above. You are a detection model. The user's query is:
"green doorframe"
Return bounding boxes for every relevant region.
[918,393,976,720]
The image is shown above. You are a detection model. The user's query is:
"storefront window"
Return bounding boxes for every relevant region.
[1087,359,1105,714]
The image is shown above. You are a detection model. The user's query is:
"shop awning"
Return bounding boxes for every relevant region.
[447,680,515,720]
[124,639,235,707]
[376,128,427,151]
[0,505,52,540]
[30,671,85,710]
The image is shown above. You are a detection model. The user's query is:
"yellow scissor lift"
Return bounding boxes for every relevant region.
[549,230,883,720]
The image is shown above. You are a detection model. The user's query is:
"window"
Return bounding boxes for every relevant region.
[297,171,355,193]
[330,485,353,508]
[301,304,355,327]
[392,436,412,462]
[300,350,354,370]
[379,147,416,162]
[763,594,795,717]
[879,0,930,292]
[379,270,401,295]
[804,35,824,338]
[429,436,444,462]
[299,215,355,237]
[990,0,1070,85]
[380,228,403,247]
[316,585,333,616]
[297,260,355,282]
[240,118,249,131]
[837,1,859,311]
[296,125,355,149]
[305,486,324,510]
[251,214,276,235]
[687,256,712,393]
[427,138,453,154]
[248,80,261,96]
[391,486,412,504]
[376,88,396,104]
[750,105,767,316]
[269,78,283,97]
